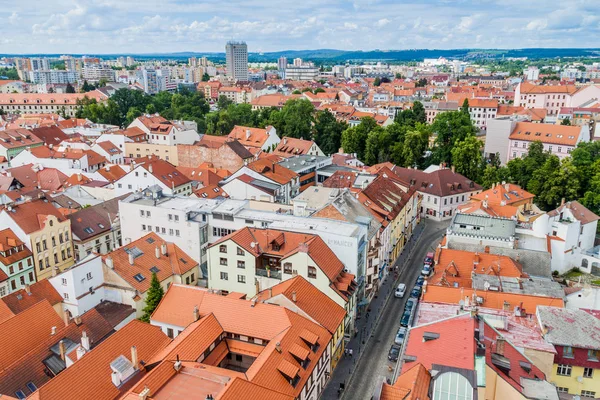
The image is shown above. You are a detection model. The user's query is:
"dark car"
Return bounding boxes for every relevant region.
[388,344,401,361]
[400,310,412,327]
[404,298,417,314]
[415,276,425,288]
[410,286,422,299]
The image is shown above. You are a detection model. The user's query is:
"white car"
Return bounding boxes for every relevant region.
[421,264,432,276]
[395,283,407,298]
[395,327,408,346]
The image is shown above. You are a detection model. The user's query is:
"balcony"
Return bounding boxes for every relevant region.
[256,268,281,280]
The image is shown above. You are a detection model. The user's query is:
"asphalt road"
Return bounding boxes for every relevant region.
[337,219,449,400]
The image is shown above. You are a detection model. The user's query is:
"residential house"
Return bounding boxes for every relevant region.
[149,284,333,400]
[468,98,498,130]
[227,125,280,153]
[0,129,44,164]
[514,82,578,117]
[393,165,482,221]
[10,146,108,173]
[507,122,590,162]
[537,306,600,398]
[0,91,108,116]
[128,114,199,146]
[273,137,325,157]
[29,126,69,147]
[254,275,347,370]
[102,232,199,317]
[177,138,253,171]
[0,279,64,319]
[67,195,127,261]
[0,199,75,281]
[113,156,192,196]
[91,141,124,164]
[0,228,35,295]
[277,154,332,192]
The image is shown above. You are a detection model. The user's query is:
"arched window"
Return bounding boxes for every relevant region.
[582,259,589,269]
[432,372,474,400]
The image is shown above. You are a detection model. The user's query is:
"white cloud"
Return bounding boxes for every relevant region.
[375,18,390,27]
[526,19,548,31]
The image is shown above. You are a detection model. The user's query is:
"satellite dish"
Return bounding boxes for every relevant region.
[250,242,256,248]
[484,281,490,291]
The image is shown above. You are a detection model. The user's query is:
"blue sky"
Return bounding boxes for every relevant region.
[1,0,599,54]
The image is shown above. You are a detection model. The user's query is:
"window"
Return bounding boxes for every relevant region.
[238,275,246,283]
[220,258,227,266]
[26,382,37,393]
[220,272,228,280]
[62,278,67,286]
[237,260,245,269]
[161,227,166,234]
[64,293,69,300]
[237,247,245,256]
[284,262,292,274]
[86,272,92,280]
[28,272,34,282]
[18,261,23,271]
[174,215,179,222]
[588,349,598,361]
[14,390,26,399]
[236,354,243,362]
[9,266,14,274]
[219,245,227,253]
[308,266,317,279]
[168,214,173,221]
[175,230,180,237]
[167,328,174,339]
[582,391,596,398]
[556,364,571,376]
[140,210,144,217]
[169,229,174,236]
[556,387,568,394]
[142,224,146,231]
[563,346,574,358]
[583,367,594,378]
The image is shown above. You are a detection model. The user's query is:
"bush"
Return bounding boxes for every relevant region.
[552,270,559,277]
[572,267,581,273]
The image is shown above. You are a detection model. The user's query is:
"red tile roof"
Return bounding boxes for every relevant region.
[2,199,68,234]
[273,137,316,156]
[246,159,298,185]
[0,279,62,315]
[509,122,582,146]
[0,228,32,265]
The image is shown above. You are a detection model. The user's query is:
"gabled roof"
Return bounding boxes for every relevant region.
[273,137,316,156]
[0,300,64,371]
[246,159,298,185]
[29,126,69,146]
[193,184,228,199]
[0,308,113,398]
[67,195,128,241]
[128,157,191,189]
[4,164,68,192]
[548,200,600,225]
[509,122,582,146]
[380,363,431,400]
[28,320,170,400]
[97,165,127,182]
[537,306,600,349]
[471,183,534,205]
[0,228,31,265]
[228,125,271,148]
[2,199,68,234]
[0,279,62,315]
[519,82,578,95]
[358,172,415,226]
[393,167,481,197]
[0,129,44,149]
[102,232,198,293]
[255,275,346,334]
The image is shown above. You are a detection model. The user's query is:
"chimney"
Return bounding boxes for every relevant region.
[484,246,490,254]
[51,326,57,335]
[59,340,66,361]
[63,309,70,327]
[155,246,160,259]
[161,243,168,256]
[504,183,509,192]
[76,345,86,360]
[268,288,272,298]
[246,129,251,140]
[451,165,455,173]
[81,330,90,351]
[128,252,134,265]
[131,346,138,370]
[105,256,114,269]
[473,252,480,264]
[77,173,82,182]
[138,387,151,400]
[275,342,282,353]
[495,337,505,356]
[292,291,297,302]
[149,164,153,174]
[74,315,82,326]
[503,300,510,312]
[560,197,565,207]
[284,137,287,145]
[24,284,31,295]
[193,305,200,321]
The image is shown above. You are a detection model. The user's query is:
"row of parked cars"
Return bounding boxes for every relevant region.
[388,252,434,362]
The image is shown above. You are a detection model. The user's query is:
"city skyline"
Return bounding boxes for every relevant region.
[1,0,599,54]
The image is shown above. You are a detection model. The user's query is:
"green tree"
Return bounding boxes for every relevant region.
[217,95,233,110]
[415,78,428,87]
[451,136,483,181]
[373,77,381,86]
[561,118,571,125]
[581,160,600,216]
[313,109,345,155]
[481,165,511,189]
[341,117,377,160]
[314,88,325,93]
[431,111,477,165]
[527,156,580,210]
[202,72,210,82]
[292,89,301,94]
[271,98,314,139]
[412,101,426,124]
[461,98,470,114]
[0,67,19,80]
[140,273,164,323]
[145,103,157,114]
[402,123,431,168]
[126,107,143,125]
[81,80,95,92]
[66,83,76,93]
[364,127,391,165]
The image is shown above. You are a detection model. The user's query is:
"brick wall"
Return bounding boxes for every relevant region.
[177,144,246,171]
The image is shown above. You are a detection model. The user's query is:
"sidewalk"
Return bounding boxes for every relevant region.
[321,221,427,399]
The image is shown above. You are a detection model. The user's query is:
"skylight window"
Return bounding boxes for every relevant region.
[133,273,145,282]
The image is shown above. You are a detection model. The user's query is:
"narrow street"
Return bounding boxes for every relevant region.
[320,219,449,400]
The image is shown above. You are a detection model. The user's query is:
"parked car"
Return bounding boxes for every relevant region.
[410,286,422,299]
[421,264,432,276]
[400,310,412,327]
[388,344,401,361]
[395,283,407,298]
[415,276,425,288]
[424,251,435,265]
[404,298,417,315]
[395,327,408,346]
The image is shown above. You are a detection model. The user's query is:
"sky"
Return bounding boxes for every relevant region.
[0,0,599,54]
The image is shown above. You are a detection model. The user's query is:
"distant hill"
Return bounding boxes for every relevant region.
[2,48,599,63]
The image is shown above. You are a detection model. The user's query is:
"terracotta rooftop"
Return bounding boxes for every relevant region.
[102,232,197,293]
[67,195,128,241]
[0,129,44,150]
[0,279,62,315]
[246,158,298,185]
[471,183,534,205]
[228,125,272,148]
[0,228,32,265]
[273,137,316,156]
[509,121,583,146]
[392,166,481,197]
[1,198,68,234]
[97,165,127,182]
[548,200,600,225]
[4,164,68,192]
[379,363,431,400]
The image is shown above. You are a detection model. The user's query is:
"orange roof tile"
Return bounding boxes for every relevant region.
[0,228,31,265]
[102,232,198,293]
[2,199,68,234]
[471,183,534,206]
[0,279,62,315]
[509,122,582,146]
[273,137,316,156]
[0,300,64,371]
[381,363,431,400]
[421,285,564,312]
[228,125,271,148]
[246,158,298,185]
